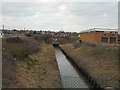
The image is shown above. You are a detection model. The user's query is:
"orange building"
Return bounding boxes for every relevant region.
[80,28,118,44]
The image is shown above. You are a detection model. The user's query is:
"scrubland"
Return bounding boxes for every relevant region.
[60,43,119,89]
[2,36,62,88]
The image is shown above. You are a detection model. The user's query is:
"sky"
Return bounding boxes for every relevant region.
[1,0,119,32]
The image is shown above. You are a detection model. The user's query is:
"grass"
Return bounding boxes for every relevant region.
[16,45,63,88]
[2,37,62,88]
[2,37,40,88]
[27,58,39,69]
[3,37,40,60]
[33,34,52,44]
[60,43,118,88]
[5,44,28,59]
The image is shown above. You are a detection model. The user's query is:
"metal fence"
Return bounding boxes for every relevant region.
[61,76,89,88]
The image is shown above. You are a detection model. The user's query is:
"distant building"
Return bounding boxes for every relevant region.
[79,28,118,44]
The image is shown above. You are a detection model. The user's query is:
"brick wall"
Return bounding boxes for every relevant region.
[80,32,118,44]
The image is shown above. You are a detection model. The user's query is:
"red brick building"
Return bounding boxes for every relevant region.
[80,28,118,44]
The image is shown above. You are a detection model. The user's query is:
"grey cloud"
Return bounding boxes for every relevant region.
[65,2,117,17]
[2,2,35,17]
[2,2,60,17]
[2,2,117,17]
[1,2,118,32]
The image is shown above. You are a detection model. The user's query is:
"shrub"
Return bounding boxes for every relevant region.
[3,37,40,61]
[34,34,52,44]
[6,37,23,43]
[27,58,39,69]
[118,45,120,63]
[5,44,29,59]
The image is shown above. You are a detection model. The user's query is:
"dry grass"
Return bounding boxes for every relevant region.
[60,43,118,88]
[2,37,62,88]
[2,36,40,88]
[16,45,62,88]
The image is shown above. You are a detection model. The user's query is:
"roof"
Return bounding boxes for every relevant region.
[80,28,118,34]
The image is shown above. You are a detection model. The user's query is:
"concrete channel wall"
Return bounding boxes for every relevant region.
[58,45,105,90]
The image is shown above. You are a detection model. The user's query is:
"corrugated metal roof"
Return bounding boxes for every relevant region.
[80,28,118,34]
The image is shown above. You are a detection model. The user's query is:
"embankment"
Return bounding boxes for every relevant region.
[60,43,118,89]
[2,37,62,88]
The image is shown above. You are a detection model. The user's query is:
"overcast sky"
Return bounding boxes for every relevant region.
[1,0,118,32]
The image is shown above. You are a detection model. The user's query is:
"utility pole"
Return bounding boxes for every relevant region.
[3,25,4,30]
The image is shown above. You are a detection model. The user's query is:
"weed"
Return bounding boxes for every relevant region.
[27,58,39,69]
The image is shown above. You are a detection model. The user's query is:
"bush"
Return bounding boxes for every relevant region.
[5,44,29,59]
[118,45,120,63]
[34,34,52,44]
[27,58,39,69]
[3,37,40,61]
[6,37,23,43]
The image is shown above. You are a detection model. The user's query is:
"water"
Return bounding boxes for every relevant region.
[54,47,89,88]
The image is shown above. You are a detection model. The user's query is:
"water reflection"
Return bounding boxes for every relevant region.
[55,47,89,88]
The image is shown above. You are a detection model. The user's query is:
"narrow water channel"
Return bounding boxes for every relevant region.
[54,47,90,88]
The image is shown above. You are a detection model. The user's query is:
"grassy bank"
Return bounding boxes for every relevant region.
[2,37,62,88]
[60,43,118,89]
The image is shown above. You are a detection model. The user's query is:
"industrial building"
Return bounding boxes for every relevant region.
[79,28,118,44]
